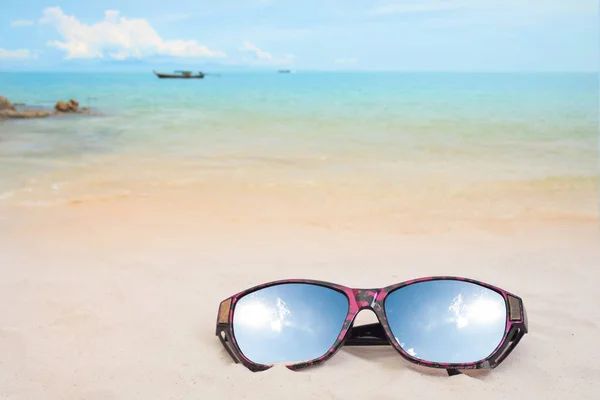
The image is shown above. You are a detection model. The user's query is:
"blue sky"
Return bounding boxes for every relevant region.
[0,1,597,71]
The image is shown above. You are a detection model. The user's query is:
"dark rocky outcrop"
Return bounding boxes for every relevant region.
[0,110,51,119]
[0,96,102,119]
[55,99,80,113]
[0,96,16,112]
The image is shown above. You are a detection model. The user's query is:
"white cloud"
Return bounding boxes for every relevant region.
[0,48,35,60]
[397,341,417,357]
[241,41,294,65]
[11,20,34,28]
[241,41,273,60]
[38,7,226,60]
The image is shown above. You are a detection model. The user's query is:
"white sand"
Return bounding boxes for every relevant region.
[0,205,599,399]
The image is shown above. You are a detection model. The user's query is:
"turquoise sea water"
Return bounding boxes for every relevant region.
[0,72,598,211]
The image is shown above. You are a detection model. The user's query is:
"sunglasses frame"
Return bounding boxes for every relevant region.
[216,276,528,375]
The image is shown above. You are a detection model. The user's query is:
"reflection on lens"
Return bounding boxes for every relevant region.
[232,283,349,365]
[385,280,507,364]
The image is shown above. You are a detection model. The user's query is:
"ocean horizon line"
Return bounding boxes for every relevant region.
[0,69,596,75]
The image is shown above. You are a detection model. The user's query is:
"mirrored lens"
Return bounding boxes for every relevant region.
[232,283,349,365]
[385,280,507,364]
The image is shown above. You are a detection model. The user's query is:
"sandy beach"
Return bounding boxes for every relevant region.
[0,194,599,399]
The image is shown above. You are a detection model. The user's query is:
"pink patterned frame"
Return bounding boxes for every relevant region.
[215,276,528,375]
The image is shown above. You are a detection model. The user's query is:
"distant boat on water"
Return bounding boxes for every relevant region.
[278,69,293,74]
[153,70,205,79]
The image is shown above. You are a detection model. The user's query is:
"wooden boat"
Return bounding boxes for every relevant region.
[153,70,205,79]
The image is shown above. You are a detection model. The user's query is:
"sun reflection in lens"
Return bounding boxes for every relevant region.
[448,292,505,329]
[270,320,282,332]
[235,300,273,329]
[235,296,291,333]
[467,298,505,324]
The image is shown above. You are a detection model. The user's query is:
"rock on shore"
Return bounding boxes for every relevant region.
[0,96,99,119]
[0,96,16,112]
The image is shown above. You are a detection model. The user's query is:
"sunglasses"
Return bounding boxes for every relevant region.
[216,277,528,376]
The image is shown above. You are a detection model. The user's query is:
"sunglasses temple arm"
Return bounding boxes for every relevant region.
[343,322,390,346]
[216,328,242,364]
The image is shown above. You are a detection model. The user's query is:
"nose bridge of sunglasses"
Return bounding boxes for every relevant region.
[352,288,381,311]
